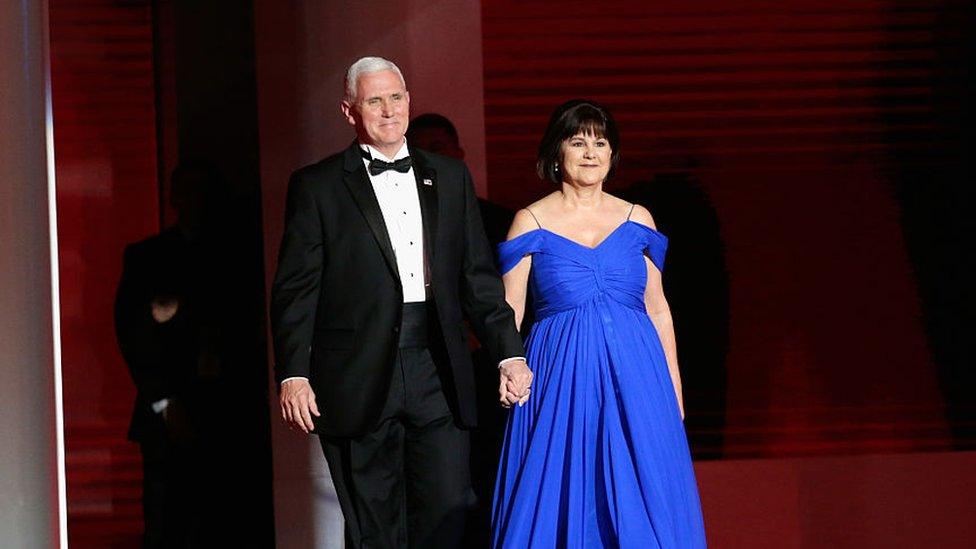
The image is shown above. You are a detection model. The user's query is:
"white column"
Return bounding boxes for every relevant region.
[0,0,66,547]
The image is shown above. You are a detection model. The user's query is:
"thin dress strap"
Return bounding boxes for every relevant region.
[626,202,637,221]
[524,208,543,229]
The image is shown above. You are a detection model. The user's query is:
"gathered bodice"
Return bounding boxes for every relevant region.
[497,221,668,320]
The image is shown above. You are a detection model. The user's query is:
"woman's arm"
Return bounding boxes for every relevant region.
[631,205,685,420]
[495,209,539,407]
[501,209,539,331]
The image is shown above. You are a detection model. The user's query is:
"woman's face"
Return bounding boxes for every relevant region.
[559,132,612,187]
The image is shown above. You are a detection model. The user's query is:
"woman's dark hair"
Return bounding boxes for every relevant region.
[536,99,620,184]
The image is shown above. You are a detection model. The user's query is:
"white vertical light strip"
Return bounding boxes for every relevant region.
[40,0,69,545]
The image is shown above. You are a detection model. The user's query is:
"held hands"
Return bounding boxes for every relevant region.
[280,378,321,434]
[499,359,533,408]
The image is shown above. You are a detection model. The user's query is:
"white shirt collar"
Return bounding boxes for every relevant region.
[359,139,410,163]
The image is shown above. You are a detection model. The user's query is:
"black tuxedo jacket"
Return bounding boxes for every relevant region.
[271,142,524,437]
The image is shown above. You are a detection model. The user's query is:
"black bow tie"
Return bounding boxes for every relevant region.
[360,148,412,176]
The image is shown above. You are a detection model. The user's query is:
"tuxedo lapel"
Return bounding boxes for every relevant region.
[410,148,439,264]
[342,144,401,284]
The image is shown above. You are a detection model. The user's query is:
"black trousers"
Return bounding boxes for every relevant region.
[320,345,473,549]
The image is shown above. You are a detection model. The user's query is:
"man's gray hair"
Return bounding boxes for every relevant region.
[344,56,406,103]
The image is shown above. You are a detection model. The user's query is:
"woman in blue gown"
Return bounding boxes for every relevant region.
[491,100,706,548]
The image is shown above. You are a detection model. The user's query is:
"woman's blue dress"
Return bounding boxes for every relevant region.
[491,220,706,548]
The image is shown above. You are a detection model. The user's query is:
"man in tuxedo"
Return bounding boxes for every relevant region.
[271,56,532,548]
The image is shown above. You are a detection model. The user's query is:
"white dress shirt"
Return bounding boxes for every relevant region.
[360,141,428,303]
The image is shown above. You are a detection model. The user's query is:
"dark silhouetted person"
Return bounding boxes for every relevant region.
[115,160,244,548]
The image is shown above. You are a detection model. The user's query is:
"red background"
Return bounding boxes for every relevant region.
[482,0,966,457]
[49,0,157,543]
[49,0,973,546]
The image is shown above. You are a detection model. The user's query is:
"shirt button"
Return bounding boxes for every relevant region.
[409,241,414,245]
[410,273,415,277]
[402,211,407,215]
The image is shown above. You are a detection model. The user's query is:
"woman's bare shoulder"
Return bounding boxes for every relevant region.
[507,207,543,240]
[627,203,657,229]
[507,193,560,238]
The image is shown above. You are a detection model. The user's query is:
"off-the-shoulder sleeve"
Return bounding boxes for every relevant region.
[496,230,543,275]
[633,223,668,272]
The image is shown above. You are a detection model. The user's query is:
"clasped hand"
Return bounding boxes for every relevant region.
[499,359,533,408]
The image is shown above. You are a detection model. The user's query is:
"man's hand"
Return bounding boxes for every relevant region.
[280,378,321,434]
[150,295,179,323]
[499,359,533,408]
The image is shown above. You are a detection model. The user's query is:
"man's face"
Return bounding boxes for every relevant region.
[341,70,410,154]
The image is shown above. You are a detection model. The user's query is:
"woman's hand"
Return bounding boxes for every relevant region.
[499,359,533,408]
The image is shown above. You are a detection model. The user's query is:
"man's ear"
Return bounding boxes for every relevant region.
[340,101,355,126]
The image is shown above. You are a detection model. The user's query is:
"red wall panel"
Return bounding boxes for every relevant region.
[49,0,159,544]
